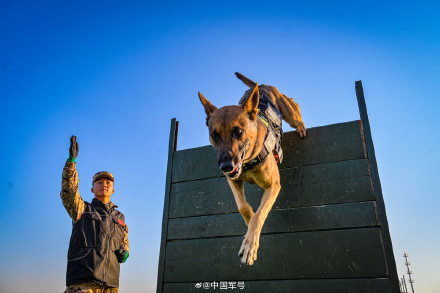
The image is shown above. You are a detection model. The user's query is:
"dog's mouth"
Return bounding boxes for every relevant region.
[226,151,246,179]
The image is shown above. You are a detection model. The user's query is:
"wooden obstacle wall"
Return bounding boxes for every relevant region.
[156,81,400,293]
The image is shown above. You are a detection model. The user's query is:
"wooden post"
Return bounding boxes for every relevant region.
[156,118,178,293]
[355,81,400,293]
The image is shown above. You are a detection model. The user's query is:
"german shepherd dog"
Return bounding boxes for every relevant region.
[198,73,306,265]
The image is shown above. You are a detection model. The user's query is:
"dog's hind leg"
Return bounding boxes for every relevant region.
[227,179,254,226]
[277,94,307,138]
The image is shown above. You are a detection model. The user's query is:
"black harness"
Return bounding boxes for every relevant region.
[242,94,283,171]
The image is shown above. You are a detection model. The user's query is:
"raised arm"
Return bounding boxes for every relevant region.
[60,135,85,223]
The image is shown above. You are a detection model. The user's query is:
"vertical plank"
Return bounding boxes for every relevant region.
[355,81,400,293]
[156,118,178,293]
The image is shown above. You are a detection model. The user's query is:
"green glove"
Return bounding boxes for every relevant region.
[122,250,129,263]
[67,135,79,163]
[116,248,129,263]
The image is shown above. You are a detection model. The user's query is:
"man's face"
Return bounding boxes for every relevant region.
[91,178,114,198]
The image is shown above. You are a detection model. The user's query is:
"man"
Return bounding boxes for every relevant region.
[61,135,129,293]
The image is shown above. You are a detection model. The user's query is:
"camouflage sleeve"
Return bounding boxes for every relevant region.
[117,224,129,263]
[122,224,129,254]
[60,161,85,223]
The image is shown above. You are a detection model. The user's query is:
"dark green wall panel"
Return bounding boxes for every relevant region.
[168,201,379,240]
[169,160,373,218]
[171,121,366,183]
[164,228,387,282]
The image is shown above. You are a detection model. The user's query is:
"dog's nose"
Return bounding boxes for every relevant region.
[220,162,234,173]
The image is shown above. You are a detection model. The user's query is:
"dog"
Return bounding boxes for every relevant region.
[198,72,306,265]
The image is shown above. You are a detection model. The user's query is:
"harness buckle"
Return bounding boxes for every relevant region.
[273,144,283,163]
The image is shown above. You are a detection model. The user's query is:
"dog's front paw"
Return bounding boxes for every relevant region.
[238,232,260,265]
[297,123,307,138]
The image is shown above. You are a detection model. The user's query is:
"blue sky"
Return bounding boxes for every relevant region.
[1,1,439,292]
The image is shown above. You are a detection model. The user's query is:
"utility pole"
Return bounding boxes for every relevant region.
[403,253,415,293]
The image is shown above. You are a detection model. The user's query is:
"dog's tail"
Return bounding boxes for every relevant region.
[235,72,257,88]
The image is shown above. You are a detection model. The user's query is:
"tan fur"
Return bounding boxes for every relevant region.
[199,73,306,265]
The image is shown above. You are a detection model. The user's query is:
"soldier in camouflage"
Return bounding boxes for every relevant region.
[61,136,129,293]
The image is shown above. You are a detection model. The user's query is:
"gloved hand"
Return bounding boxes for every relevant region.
[115,248,129,263]
[67,135,79,163]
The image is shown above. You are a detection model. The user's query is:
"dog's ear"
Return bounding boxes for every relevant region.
[198,92,217,124]
[241,83,259,120]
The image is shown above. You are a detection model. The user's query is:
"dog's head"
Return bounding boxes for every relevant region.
[198,84,260,180]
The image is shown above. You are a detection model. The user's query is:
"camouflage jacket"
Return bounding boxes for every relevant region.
[61,161,129,287]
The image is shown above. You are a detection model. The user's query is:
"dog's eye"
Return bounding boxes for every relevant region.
[233,128,243,138]
[211,131,220,142]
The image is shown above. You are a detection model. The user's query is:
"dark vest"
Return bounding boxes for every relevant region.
[66,198,125,288]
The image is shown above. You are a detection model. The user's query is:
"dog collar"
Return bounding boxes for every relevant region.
[242,146,269,172]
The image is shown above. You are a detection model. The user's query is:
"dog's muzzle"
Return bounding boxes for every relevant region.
[221,151,245,180]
